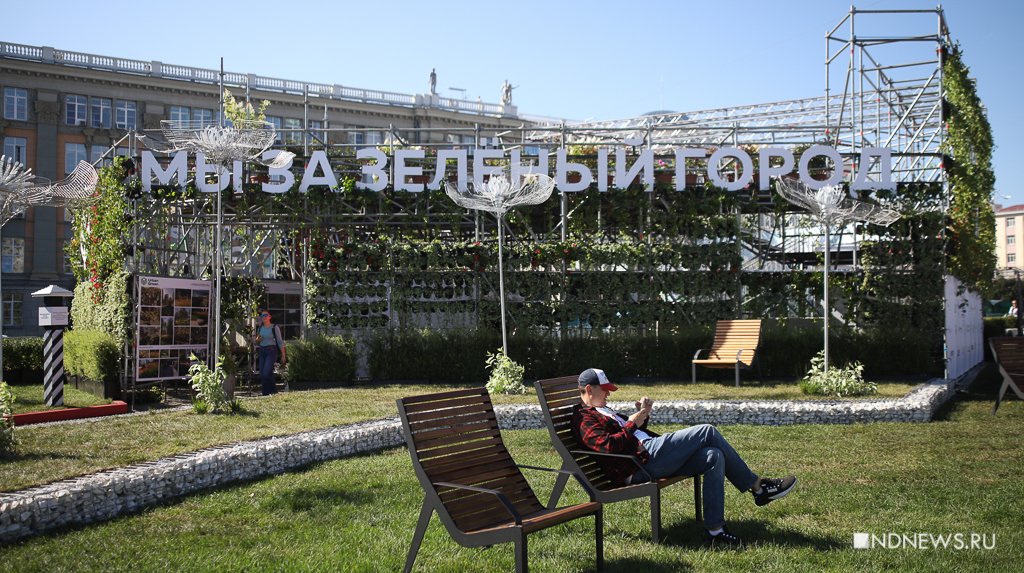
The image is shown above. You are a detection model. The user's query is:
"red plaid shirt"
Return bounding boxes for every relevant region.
[571,403,659,487]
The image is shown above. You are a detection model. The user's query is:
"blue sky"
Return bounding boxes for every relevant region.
[5,0,1022,204]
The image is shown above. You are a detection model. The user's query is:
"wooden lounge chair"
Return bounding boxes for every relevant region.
[988,337,1024,414]
[534,376,701,544]
[397,387,604,573]
[691,319,763,387]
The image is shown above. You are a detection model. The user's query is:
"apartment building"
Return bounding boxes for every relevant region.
[996,203,1024,278]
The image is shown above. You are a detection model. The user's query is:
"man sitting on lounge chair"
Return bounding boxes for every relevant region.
[571,367,797,548]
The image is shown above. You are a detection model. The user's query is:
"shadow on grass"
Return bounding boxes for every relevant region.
[267,486,376,512]
[0,450,86,464]
[605,556,694,572]
[658,518,843,551]
[227,407,260,418]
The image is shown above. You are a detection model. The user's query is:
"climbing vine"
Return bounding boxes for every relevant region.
[942,44,996,292]
[66,157,132,289]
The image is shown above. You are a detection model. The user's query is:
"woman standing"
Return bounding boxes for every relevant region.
[253,309,286,395]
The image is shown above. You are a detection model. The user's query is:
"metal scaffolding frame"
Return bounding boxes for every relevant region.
[99,6,955,391]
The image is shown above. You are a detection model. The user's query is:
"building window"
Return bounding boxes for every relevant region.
[1008,218,1016,228]
[3,87,28,121]
[1010,253,1017,265]
[1009,236,1016,246]
[283,118,302,145]
[307,120,324,145]
[65,142,88,174]
[169,105,190,125]
[2,293,22,327]
[3,136,27,164]
[348,131,365,146]
[194,108,215,127]
[266,116,283,144]
[61,241,74,275]
[91,145,114,168]
[90,97,112,128]
[65,94,88,126]
[2,237,25,273]
[115,100,137,130]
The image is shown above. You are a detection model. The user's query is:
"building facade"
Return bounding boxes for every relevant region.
[995,204,1024,278]
[1,41,528,335]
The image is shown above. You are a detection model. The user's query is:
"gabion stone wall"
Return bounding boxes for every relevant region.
[0,379,955,543]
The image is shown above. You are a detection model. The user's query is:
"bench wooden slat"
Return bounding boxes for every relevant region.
[407,408,497,430]
[403,395,494,417]
[414,427,501,450]
[400,387,487,406]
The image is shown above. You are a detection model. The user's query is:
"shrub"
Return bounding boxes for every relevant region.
[283,335,357,384]
[485,348,527,395]
[369,328,496,382]
[2,337,45,383]
[187,354,232,414]
[64,330,121,385]
[70,269,132,348]
[366,323,940,384]
[0,380,15,455]
[799,351,878,397]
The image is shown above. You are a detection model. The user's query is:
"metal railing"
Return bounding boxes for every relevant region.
[0,41,517,117]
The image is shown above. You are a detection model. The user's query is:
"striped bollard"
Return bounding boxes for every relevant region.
[42,327,66,407]
[32,285,74,407]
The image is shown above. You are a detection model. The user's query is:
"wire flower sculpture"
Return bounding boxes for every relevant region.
[44,160,101,209]
[0,156,99,372]
[0,155,48,225]
[445,171,555,354]
[775,177,901,371]
[161,119,287,166]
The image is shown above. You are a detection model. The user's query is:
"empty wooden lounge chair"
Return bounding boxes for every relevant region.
[988,337,1024,414]
[692,319,763,387]
[535,376,701,544]
[397,387,604,573]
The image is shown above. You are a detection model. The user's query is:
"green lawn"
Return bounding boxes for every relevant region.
[0,387,1019,572]
[9,384,110,414]
[2,379,917,493]
[1,380,917,493]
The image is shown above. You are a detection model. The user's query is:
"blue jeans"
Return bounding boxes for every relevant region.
[257,345,278,395]
[636,423,758,530]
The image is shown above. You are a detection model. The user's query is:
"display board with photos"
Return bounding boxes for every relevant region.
[136,275,212,381]
[263,281,302,340]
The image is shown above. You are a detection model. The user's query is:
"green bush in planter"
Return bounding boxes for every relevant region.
[2,337,45,384]
[64,330,121,385]
[369,328,495,382]
[0,380,15,455]
[284,335,356,384]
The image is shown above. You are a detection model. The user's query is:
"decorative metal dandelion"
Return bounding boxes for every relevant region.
[445,171,555,355]
[775,177,900,371]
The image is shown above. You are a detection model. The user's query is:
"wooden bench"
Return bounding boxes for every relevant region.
[535,376,701,544]
[988,337,1024,414]
[691,319,763,386]
[397,387,604,573]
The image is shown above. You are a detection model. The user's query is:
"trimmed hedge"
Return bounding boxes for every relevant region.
[2,337,44,384]
[64,330,121,387]
[367,323,943,383]
[283,335,357,385]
